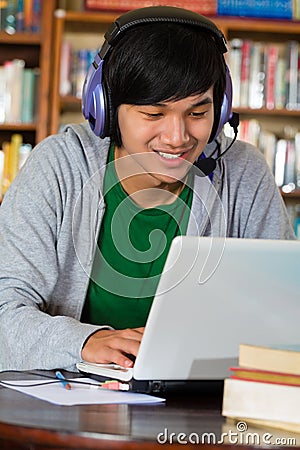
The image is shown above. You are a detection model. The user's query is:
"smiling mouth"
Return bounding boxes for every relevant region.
[157,151,184,160]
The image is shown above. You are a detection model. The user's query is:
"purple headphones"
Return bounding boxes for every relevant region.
[82,6,233,141]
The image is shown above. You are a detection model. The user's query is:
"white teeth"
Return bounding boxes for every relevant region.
[158,151,183,159]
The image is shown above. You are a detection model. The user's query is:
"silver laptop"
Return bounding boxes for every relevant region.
[77,236,300,393]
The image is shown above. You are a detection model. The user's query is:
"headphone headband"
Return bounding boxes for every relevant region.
[100,6,227,58]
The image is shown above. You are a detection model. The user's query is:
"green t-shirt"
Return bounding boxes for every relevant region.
[81,148,193,329]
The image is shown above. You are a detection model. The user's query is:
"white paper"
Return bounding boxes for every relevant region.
[0,378,165,406]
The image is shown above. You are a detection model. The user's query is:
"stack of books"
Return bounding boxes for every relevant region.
[222,344,300,433]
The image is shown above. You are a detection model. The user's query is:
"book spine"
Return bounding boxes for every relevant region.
[75,49,89,98]
[18,143,32,169]
[286,41,300,110]
[0,0,7,30]
[248,42,264,109]
[258,130,277,174]
[15,0,24,32]
[295,131,300,190]
[8,59,25,123]
[1,141,10,196]
[239,40,251,108]
[59,41,72,96]
[23,0,32,32]
[21,68,35,123]
[0,149,4,200]
[275,50,287,110]
[8,133,22,182]
[32,67,40,122]
[4,0,17,34]
[283,140,296,191]
[265,44,279,110]
[0,66,5,123]
[294,205,300,238]
[228,39,243,108]
[3,61,15,122]
[274,139,287,187]
[218,0,293,19]
[31,0,40,32]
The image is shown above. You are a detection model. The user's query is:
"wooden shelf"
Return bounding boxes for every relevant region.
[281,190,300,199]
[0,31,41,44]
[213,16,300,34]
[54,9,119,23]
[0,124,36,131]
[235,107,300,117]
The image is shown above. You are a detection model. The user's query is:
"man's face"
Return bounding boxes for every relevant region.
[114,87,214,195]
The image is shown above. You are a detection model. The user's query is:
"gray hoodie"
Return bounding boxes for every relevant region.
[0,123,295,371]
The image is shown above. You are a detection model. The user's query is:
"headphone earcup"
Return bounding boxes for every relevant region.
[82,54,110,138]
[210,65,233,141]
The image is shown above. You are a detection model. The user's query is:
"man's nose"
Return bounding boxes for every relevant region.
[160,115,189,147]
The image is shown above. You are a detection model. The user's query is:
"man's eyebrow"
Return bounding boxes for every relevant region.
[150,97,213,108]
[191,97,213,107]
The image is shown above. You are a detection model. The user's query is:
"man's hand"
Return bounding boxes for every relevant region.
[81,327,144,368]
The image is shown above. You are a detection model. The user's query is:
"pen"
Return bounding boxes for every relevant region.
[55,371,72,390]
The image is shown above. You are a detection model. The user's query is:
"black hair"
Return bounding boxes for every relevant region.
[103,22,226,147]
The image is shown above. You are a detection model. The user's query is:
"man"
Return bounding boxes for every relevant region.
[0,7,295,372]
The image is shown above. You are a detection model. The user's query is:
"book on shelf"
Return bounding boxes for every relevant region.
[23,0,41,33]
[222,343,300,434]
[4,0,17,34]
[294,204,300,238]
[265,44,279,110]
[227,39,242,109]
[239,40,251,108]
[0,134,31,197]
[0,1,7,30]
[227,38,299,112]
[84,0,217,15]
[21,68,35,123]
[286,41,300,111]
[0,149,4,200]
[248,41,265,110]
[217,0,294,19]
[0,60,38,124]
[0,0,41,33]
[59,40,72,96]
[295,132,300,190]
[258,129,277,174]
[225,116,300,198]
[59,43,97,99]
[3,59,25,124]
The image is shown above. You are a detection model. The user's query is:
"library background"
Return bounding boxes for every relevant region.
[1,0,300,237]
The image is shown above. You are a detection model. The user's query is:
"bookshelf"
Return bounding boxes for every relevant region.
[49,10,300,209]
[0,1,56,148]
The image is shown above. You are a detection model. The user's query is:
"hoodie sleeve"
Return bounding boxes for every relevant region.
[0,134,103,371]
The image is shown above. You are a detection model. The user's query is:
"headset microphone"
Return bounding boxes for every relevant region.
[194,112,240,177]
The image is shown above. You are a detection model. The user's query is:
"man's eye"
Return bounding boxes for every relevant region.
[143,112,163,118]
[190,111,207,117]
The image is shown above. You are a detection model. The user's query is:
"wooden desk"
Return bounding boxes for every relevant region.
[0,371,298,449]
